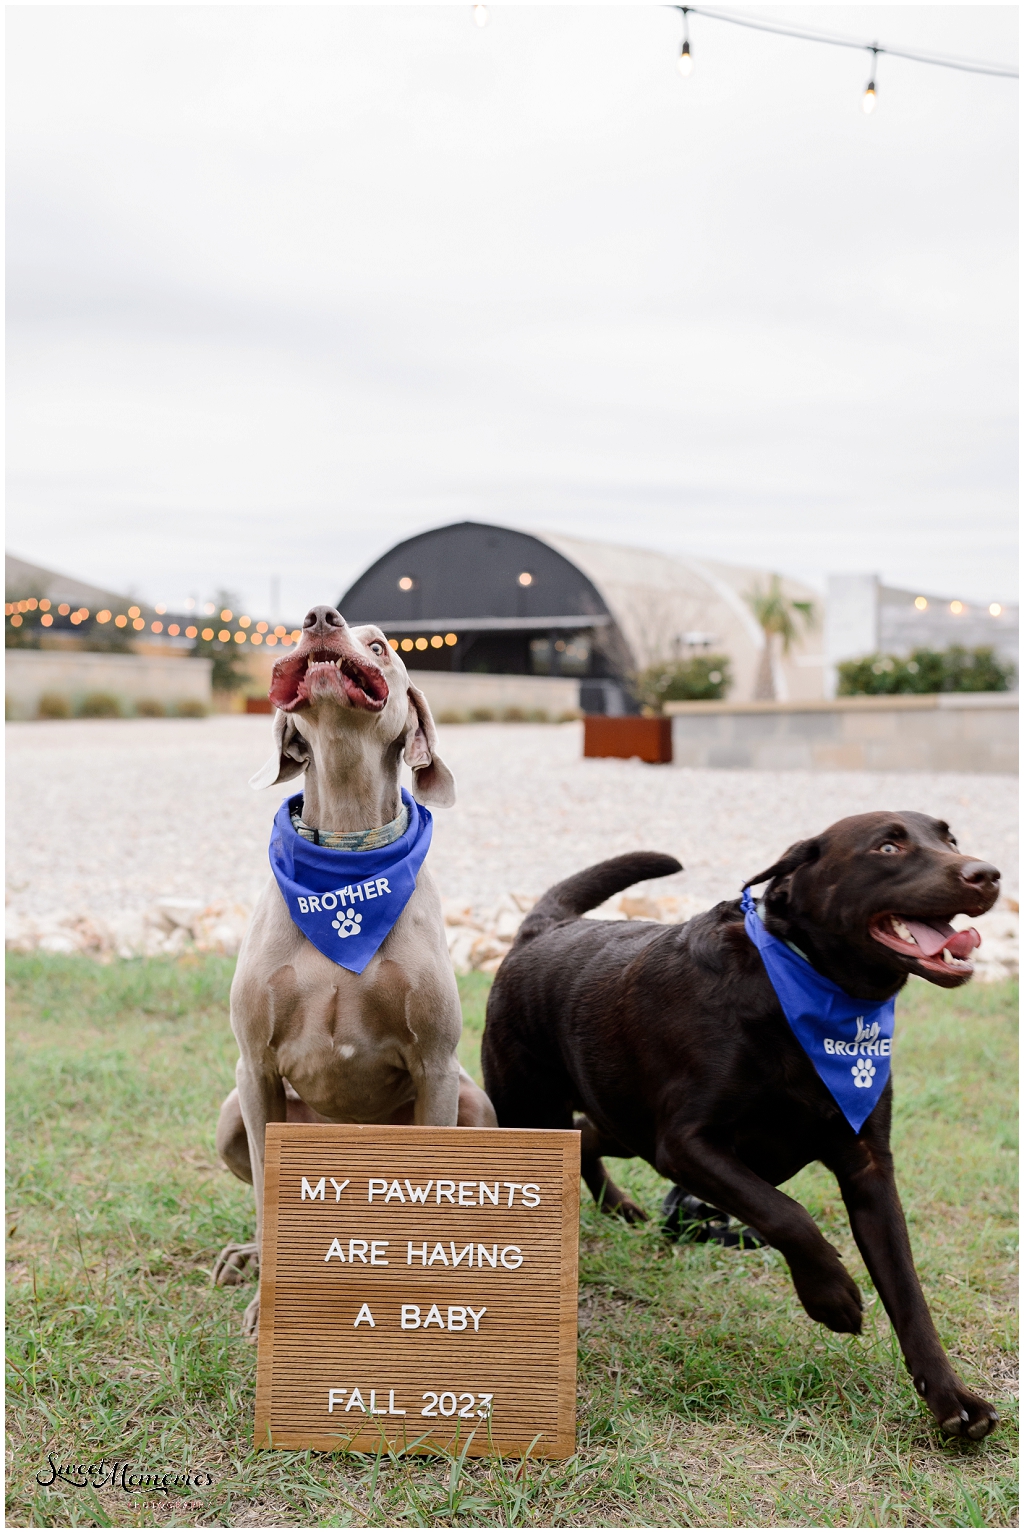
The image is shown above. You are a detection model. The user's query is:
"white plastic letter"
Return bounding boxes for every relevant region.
[401,1305,421,1329]
[301,1177,326,1201]
[324,1238,346,1263]
[353,1304,376,1328]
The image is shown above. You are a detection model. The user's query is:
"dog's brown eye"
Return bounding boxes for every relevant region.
[368,642,384,656]
[879,842,900,854]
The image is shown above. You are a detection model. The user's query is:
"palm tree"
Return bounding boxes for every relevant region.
[744,575,816,701]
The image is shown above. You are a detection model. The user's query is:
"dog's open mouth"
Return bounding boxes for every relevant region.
[868,913,981,977]
[269,647,389,714]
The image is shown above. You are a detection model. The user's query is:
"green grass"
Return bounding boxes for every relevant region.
[6,955,1018,1527]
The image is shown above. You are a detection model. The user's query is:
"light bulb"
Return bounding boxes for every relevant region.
[678,40,692,77]
[862,81,876,113]
[473,4,488,26]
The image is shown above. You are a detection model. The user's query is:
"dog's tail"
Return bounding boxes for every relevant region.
[514,852,682,945]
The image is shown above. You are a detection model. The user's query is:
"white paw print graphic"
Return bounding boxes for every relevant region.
[332,908,362,940]
[851,1057,876,1088]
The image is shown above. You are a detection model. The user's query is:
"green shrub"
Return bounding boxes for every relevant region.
[468,707,496,722]
[837,645,1016,696]
[435,709,466,724]
[77,691,122,718]
[134,697,165,717]
[174,698,208,717]
[635,654,732,711]
[37,691,71,719]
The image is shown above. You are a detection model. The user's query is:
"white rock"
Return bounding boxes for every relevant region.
[155,898,205,933]
[37,931,80,955]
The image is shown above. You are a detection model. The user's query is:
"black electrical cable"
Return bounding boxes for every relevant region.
[674,5,1018,79]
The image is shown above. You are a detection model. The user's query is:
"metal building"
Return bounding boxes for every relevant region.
[338,521,825,711]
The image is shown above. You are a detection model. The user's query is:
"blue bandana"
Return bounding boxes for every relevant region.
[269,790,433,975]
[741,888,896,1133]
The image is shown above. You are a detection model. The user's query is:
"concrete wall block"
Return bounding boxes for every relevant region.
[789,711,840,740]
[708,746,754,768]
[734,713,780,741]
[667,697,1017,773]
[811,742,868,770]
[756,744,816,769]
[5,650,213,720]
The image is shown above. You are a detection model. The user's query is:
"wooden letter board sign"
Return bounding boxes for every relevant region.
[254,1124,580,1457]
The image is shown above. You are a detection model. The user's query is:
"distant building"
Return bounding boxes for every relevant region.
[338,521,824,711]
[825,575,1018,696]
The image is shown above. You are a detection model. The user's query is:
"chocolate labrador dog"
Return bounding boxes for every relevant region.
[481,811,1001,1439]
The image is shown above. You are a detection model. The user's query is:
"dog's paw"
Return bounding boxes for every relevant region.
[242,1294,261,1343]
[791,1259,862,1333]
[212,1240,260,1287]
[918,1374,999,1440]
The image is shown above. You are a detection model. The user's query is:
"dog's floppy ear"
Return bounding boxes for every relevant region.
[744,837,820,899]
[404,683,456,807]
[249,711,310,790]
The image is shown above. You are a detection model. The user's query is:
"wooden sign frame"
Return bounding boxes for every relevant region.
[253,1124,580,1458]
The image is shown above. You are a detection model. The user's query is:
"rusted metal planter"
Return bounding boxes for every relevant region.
[583,715,672,763]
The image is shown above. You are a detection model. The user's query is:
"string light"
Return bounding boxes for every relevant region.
[862,47,879,114]
[678,5,693,76]
[669,5,1015,108]
[473,4,488,27]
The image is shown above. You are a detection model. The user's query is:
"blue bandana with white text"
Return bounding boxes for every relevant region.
[741,888,896,1133]
[269,790,432,974]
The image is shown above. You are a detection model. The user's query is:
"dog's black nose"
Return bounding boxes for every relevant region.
[960,859,1000,891]
[302,606,346,634]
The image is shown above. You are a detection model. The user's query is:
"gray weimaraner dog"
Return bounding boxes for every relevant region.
[213,604,496,1337]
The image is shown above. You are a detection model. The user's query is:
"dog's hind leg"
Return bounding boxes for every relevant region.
[457,1067,498,1128]
[657,1124,862,1333]
[575,1115,647,1223]
[215,1082,333,1186]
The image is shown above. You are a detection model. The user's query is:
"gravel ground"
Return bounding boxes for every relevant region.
[6,716,1018,951]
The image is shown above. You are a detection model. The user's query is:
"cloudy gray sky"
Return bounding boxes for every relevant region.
[7,4,1017,620]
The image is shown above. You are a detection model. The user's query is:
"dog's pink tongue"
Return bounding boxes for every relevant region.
[903,919,981,957]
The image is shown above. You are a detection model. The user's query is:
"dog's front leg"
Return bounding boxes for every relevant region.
[659,1127,863,1333]
[213,1058,286,1340]
[833,1143,999,1439]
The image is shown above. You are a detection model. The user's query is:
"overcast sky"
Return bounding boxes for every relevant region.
[6,4,1018,620]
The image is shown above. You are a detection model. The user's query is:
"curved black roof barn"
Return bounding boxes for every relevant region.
[338,521,628,696]
[339,521,609,627]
